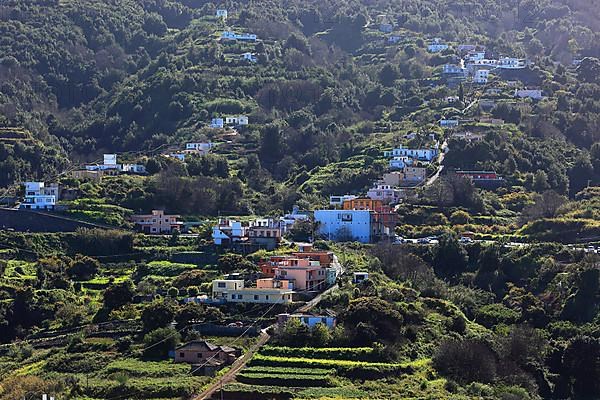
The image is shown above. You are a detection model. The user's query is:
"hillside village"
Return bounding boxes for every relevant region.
[0,1,600,400]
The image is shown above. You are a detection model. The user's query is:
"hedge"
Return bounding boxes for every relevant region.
[259,346,378,361]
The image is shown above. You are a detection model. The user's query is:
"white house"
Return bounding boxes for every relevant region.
[329,195,358,207]
[497,57,527,69]
[314,210,373,243]
[353,272,369,283]
[186,142,214,153]
[473,69,490,84]
[241,52,257,63]
[121,164,146,174]
[466,51,486,62]
[19,182,58,210]
[427,38,449,52]
[212,219,248,246]
[225,115,248,126]
[366,184,402,204]
[379,23,393,33]
[210,118,224,128]
[389,156,413,170]
[443,64,466,75]
[168,153,186,161]
[221,31,257,41]
[514,89,543,100]
[384,145,439,162]
[277,313,336,329]
[440,119,460,128]
[86,154,120,171]
[216,9,228,19]
[282,205,310,223]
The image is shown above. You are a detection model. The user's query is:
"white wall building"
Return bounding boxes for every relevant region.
[216,9,228,19]
[221,31,257,41]
[427,38,449,52]
[384,145,439,161]
[210,118,224,128]
[225,115,249,126]
[440,119,460,128]
[389,156,412,170]
[314,210,372,243]
[186,142,214,152]
[212,219,247,245]
[329,195,358,207]
[20,182,57,210]
[241,52,257,63]
[473,69,490,84]
[366,184,402,204]
[514,89,543,100]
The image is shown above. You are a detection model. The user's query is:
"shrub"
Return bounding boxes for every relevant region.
[476,303,521,327]
[433,339,497,384]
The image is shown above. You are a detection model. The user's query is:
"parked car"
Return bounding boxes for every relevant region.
[460,236,474,243]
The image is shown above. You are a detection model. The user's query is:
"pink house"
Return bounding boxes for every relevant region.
[275,260,327,291]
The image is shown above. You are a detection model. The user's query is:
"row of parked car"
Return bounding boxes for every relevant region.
[393,235,474,245]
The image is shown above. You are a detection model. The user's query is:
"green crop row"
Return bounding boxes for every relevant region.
[260,346,378,361]
[249,354,411,379]
[237,372,333,387]
[243,365,335,375]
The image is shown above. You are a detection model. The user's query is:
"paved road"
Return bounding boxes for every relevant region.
[424,140,448,186]
[193,255,345,400]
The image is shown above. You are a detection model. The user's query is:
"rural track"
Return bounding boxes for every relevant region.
[193,256,344,400]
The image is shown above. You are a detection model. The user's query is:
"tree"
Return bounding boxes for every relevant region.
[143,327,181,359]
[378,64,398,86]
[449,210,471,225]
[432,233,469,278]
[568,154,594,196]
[175,302,205,330]
[533,170,551,192]
[67,255,100,281]
[143,13,167,36]
[434,339,497,384]
[562,336,600,397]
[286,219,313,242]
[103,280,135,310]
[141,300,176,332]
[576,57,600,84]
[521,190,567,222]
[217,253,255,273]
[341,297,403,344]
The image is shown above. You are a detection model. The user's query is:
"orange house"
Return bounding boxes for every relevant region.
[343,198,383,211]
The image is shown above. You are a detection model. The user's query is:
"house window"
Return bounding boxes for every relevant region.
[254,295,259,300]
[238,294,243,299]
[265,295,269,300]
[179,352,184,358]
[322,317,327,324]
[197,353,202,358]
[218,282,226,288]
[231,294,235,299]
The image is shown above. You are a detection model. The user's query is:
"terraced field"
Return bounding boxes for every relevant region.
[217,346,441,400]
